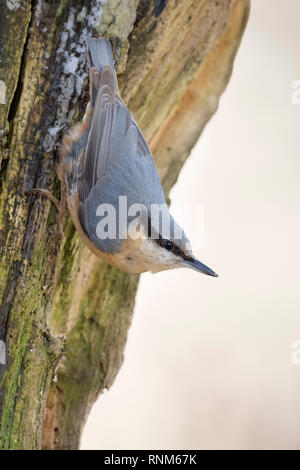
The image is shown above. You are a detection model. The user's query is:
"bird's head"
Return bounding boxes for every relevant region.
[116,204,218,276]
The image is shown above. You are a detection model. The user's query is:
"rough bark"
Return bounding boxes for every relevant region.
[0,0,250,450]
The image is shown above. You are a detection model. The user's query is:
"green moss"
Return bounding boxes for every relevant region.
[50,220,83,334]
[97,0,139,73]
[0,2,31,158]
[50,264,139,445]
[56,0,68,19]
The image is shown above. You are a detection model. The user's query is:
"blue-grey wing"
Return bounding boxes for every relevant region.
[79,64,166,253]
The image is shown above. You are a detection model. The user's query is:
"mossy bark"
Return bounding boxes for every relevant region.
[0,0,250,450]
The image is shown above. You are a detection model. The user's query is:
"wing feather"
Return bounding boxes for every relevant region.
[78,61,166,252]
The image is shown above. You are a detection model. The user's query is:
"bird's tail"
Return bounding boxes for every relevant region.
[87,38,114,72]
[87,38,117,103]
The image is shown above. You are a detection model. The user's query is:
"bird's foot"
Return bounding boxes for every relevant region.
[28,188,61,211]
[25,188,68,239]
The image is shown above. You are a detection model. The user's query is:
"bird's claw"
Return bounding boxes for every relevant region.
[24,187,67,239]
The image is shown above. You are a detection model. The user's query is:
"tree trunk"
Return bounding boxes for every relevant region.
[0,0,250,450]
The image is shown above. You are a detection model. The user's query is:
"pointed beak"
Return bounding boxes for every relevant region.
[182,258,218,277]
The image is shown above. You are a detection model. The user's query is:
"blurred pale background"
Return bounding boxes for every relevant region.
[81,0,300,450]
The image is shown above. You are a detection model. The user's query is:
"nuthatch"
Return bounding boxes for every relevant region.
[52,38,217,276]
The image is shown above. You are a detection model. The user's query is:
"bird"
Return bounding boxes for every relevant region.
[53,38,218,277]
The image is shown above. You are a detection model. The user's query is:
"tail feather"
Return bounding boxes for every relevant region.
[87,38,117,103]
[87,38,114,72]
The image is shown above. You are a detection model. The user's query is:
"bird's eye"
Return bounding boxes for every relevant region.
[163,240,174,251]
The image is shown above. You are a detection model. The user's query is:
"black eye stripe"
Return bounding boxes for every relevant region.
[147,217,193,262]
[154,237,193,262]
